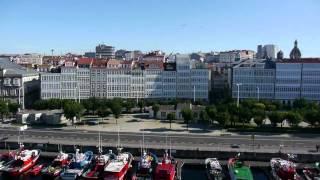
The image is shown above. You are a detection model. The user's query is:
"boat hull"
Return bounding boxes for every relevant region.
[4,150,40,177]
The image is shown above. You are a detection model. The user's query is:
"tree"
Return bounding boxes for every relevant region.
[181,108,193,130]
[239,106,252,126]
[226,103,238,126]
[63,101,84,125]
[33,100,48,110]
[199,110,210,129]
[215,111,230,127]
[0,100,9,122]
[268,111,283,127]
[47,99,63,109]
[284,111,303,127]
[152,104,160,118]
[123,100,135,113]
[304,109,319,127]
[110,99,122,124]
[206,106,217,125]
[265,104,277,112]
[138,100,145,113]
[253,109,265,127]
[8,103,20,117]
[97,106,110,118]
[293,98,308,109]
[167,112,175,129]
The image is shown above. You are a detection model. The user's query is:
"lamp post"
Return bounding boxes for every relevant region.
[236,83,242,107]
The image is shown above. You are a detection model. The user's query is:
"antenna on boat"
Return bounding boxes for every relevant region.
[142,124,145,152]
[117,126,123,153]
[98,126,102,154]
[165,134,168,150]
[169,137,172,158]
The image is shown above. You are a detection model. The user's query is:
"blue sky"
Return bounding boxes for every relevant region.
[1,0,319,57]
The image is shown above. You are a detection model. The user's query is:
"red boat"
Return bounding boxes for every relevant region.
[82,153,112,179]
[154,151,176,180]
[103,151,133,180]
[28,163,46,176]
[0,146,24,171]
[41,151,73,178]
[2,149,41,177]
[270,158,301,180]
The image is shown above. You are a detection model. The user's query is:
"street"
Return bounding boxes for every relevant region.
[0,127,319,154]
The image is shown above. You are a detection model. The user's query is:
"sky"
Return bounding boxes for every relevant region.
[0,0,319,57]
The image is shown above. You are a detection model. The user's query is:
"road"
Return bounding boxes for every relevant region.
[0,127,320,154]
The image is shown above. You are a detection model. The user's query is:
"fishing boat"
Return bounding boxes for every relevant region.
[135,150,158,179]
[205,158,223,180]
[60,149,94,180]
[41,151,73,178]
[83,153,113,179]
[2,148,41,177]
[228,153,253,180]
[270,158,300,180]
[154,150,176,180]
[103,149,133,180]
[303,162,320,180]
[0,145,24,171]
[0,151,17,171]
[27,163,46,176]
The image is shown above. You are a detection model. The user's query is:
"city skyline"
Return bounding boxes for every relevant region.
[1,0,320,57]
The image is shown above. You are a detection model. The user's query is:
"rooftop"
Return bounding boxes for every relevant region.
[0,58,39,77]
[277,58,320,63]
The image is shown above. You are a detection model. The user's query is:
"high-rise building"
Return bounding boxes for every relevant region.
[263,44,279,59]
[95,44,115,59]
[256,44,279,59]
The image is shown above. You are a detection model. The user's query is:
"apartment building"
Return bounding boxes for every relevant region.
[0,58,39,109]
[232,59,276,100]
[232,58,320,103]
[41,55,210,101]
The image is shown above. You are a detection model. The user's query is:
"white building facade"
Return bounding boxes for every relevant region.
[41,56,210,101]
[232,60,276,100]
[232,59,320,103]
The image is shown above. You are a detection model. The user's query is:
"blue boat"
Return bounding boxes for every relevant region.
[60,149,93,180]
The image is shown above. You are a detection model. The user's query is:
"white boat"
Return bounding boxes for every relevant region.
[205,158,223,180]
[104,151,133,180]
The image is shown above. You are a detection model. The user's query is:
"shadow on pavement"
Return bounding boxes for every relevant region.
[126,119,141,123]
[142,127,185,133]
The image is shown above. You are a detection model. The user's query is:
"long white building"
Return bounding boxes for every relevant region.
[232,59,276,100]
[41,55,210,101]
[232,58,320,103]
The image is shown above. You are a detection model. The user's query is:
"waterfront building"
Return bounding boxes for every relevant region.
[0,58,39,109]
[232,59,276,100]
[41,55,210,101]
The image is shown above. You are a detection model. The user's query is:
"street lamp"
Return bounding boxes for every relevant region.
[256,86,260,101]
[236,83,242,107]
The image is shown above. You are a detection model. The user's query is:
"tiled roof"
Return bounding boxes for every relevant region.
[77,57,95,65]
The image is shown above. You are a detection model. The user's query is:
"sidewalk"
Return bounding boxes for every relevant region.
[62,114,297,138]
